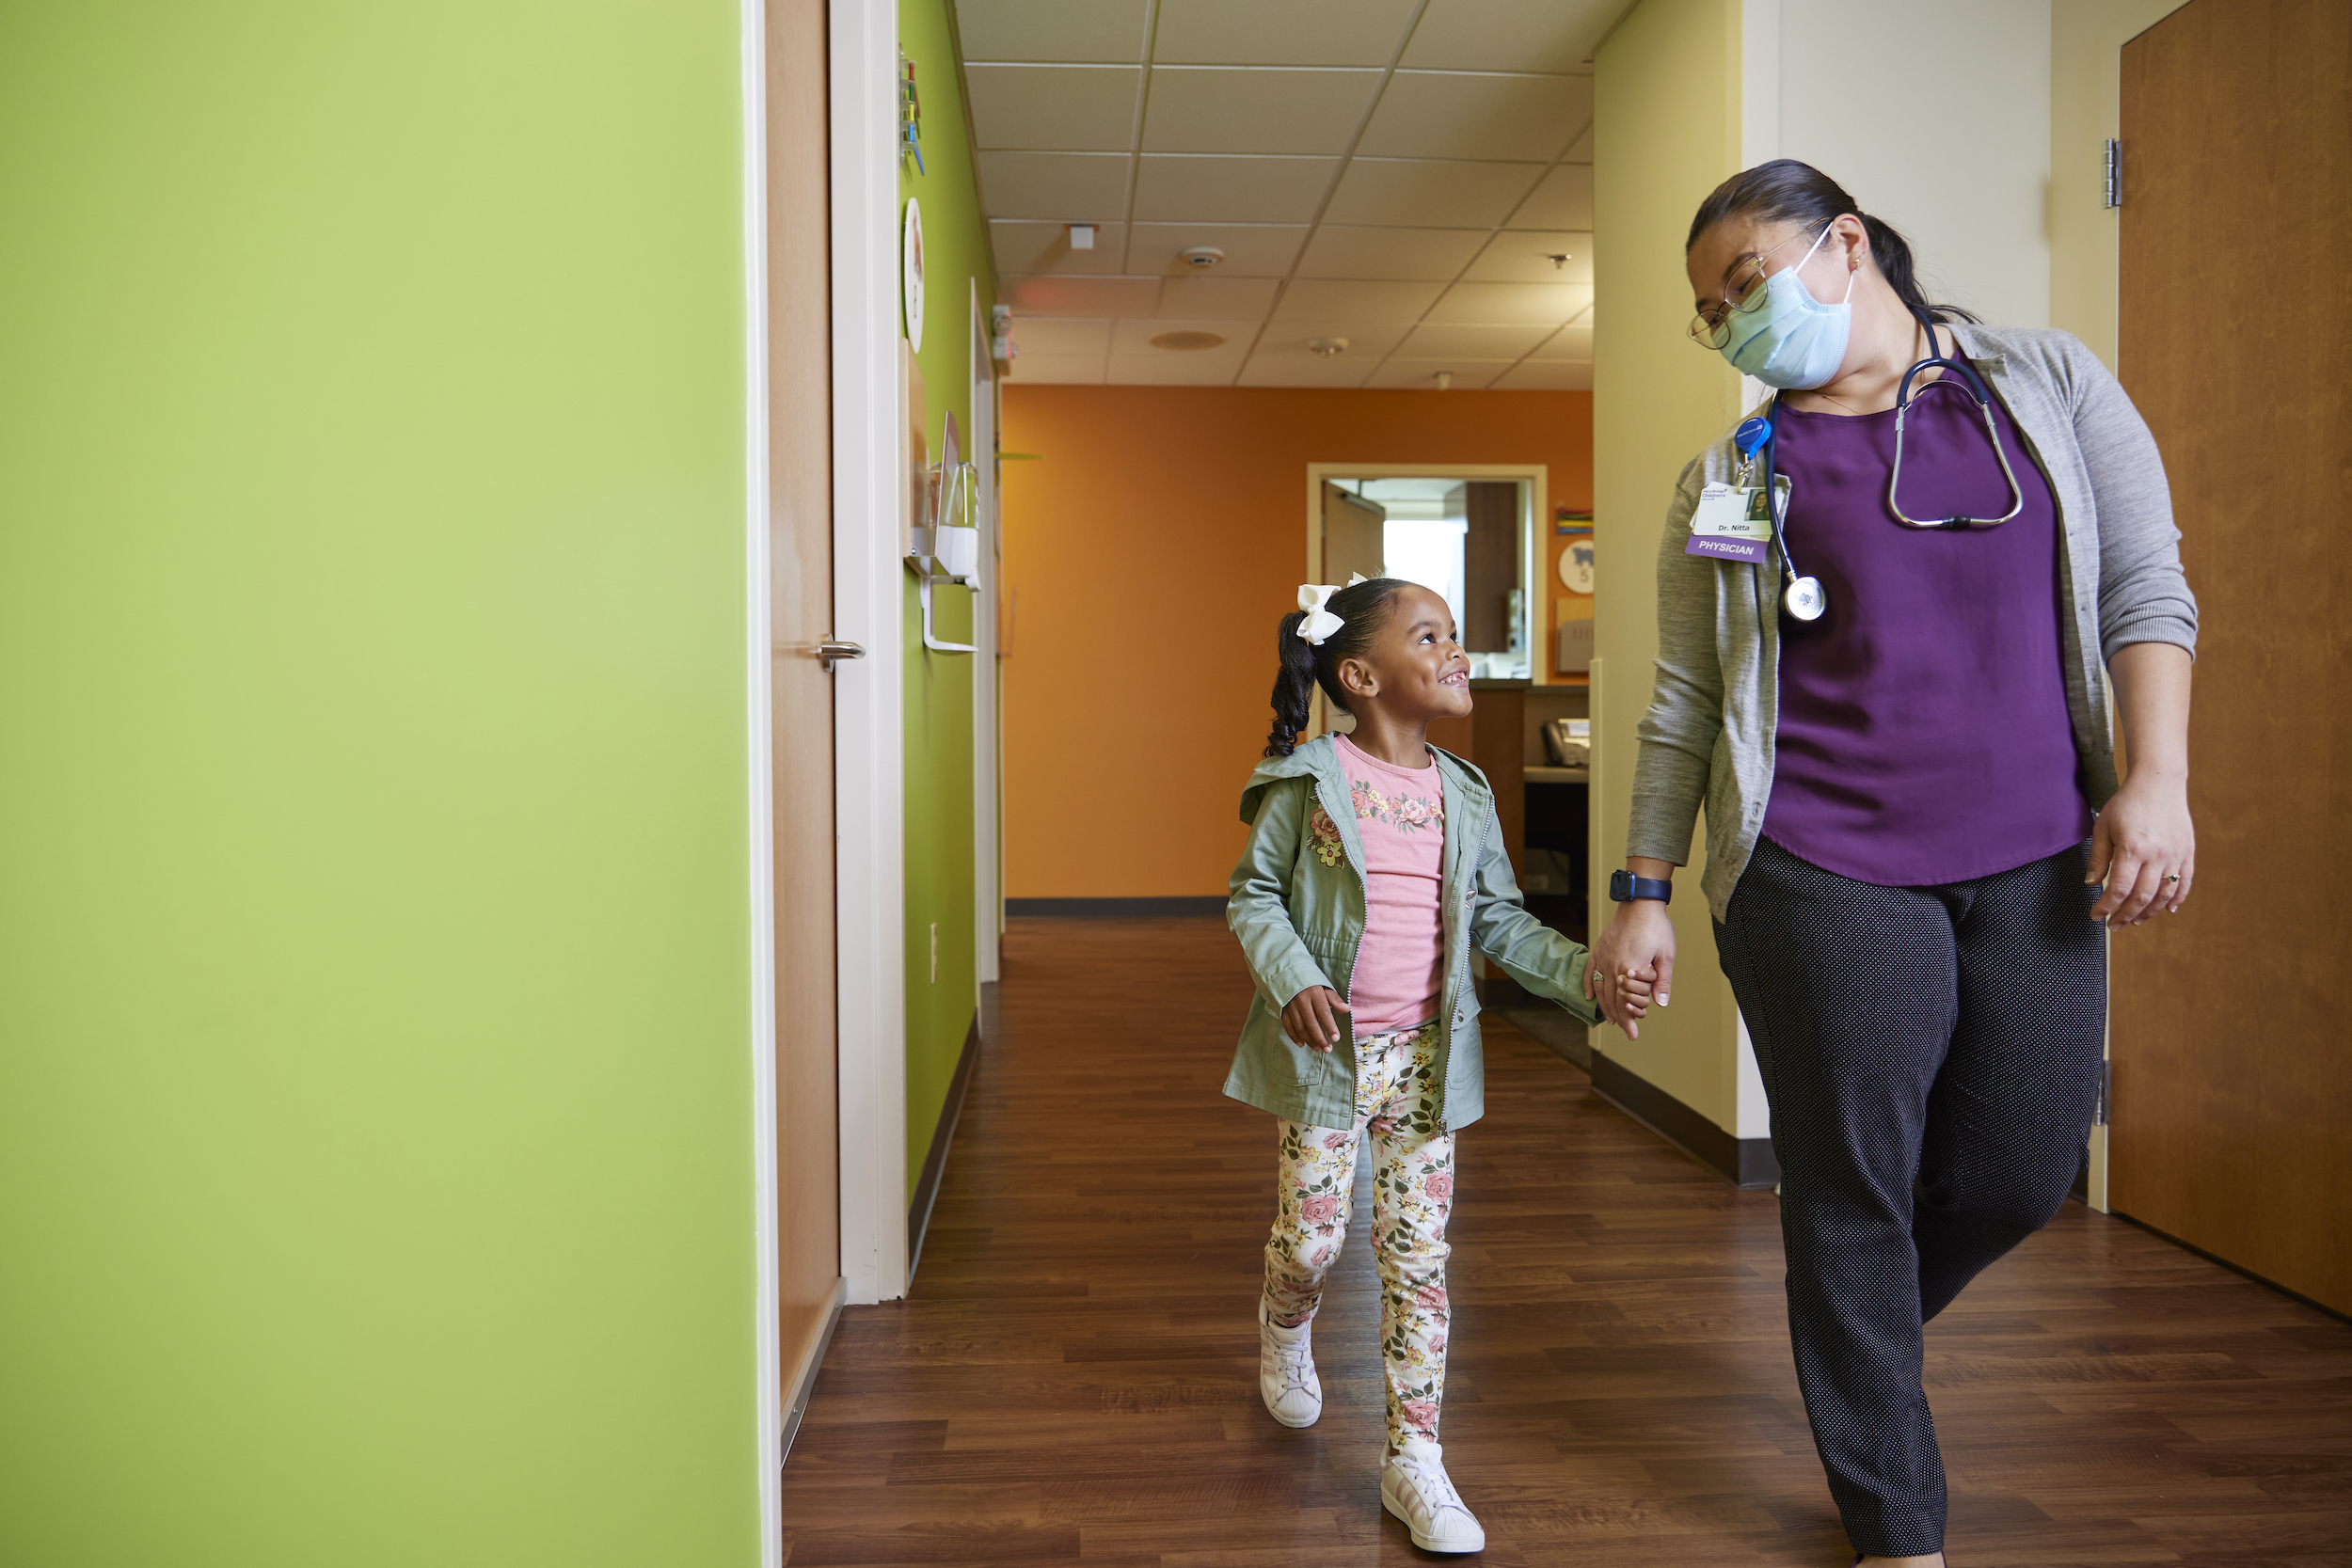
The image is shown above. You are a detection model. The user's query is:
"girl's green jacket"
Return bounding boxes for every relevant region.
[1223,734,1605,1132]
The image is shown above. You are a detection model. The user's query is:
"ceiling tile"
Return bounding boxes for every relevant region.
[1131,155,1339,223]
[1105,344,1251,384]
[1007,351,1110,384]
[1356,72,1592,162]
[964,65,1140,150]
[954,0,1149,63]
[1152,0,1422,66]
[1396,322,1551,357]
[1109,318,1263,355]
[1562,122,1593,162]
[1272,279,1446,320]
[1248,321,1412,360]
[1529,323,1593,361]
[1507,164,1592,229]
[977,151,1134,220]
[1237,356,1376,388]
[993,220,1132,276]
[1323,158,1546,228]
[1363,358,1513,389]
[1154,275,1281,319]
[1491,358,1593,389]
[1008,318,1115,355]
[1294,226,1490,280]
[1399,0,1621,72]
[1004,275,1163,316]
[1125,223,1308,276]
[1141,68,1382,155]
[1422,279,1592,324]
[1462,230,1593,283]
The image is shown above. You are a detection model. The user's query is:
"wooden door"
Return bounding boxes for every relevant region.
[1320,482,1386,584]
[2110,0,2351,1314]
[768,0,843,1416]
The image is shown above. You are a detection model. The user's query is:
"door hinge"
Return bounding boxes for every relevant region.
[2102,138,2122,209]
[2094,1059,2112,1127]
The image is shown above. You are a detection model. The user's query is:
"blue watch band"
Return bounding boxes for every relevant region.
[1609,869,1673,904]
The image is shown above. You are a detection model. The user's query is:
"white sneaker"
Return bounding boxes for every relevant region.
[1257,1298,1323,1427]
[1381,1437,1486,1553]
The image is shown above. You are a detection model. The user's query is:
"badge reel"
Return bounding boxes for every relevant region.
[1732,415,1826,624]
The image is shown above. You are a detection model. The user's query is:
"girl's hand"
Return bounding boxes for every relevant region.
[1282,986,1351,1053]
[1587,899,1676,1038]
[2089,772,2195,926]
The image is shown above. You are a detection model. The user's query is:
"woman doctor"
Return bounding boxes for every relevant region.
[1585,161,2198,1567]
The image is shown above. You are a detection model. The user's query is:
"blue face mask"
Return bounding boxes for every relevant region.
[1718,224,1854,388]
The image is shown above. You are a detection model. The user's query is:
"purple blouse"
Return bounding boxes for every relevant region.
[1759,384,2092,886]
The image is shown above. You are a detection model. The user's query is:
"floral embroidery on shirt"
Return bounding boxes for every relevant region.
[1351,779,1443,834]
[1307,798,1346,866]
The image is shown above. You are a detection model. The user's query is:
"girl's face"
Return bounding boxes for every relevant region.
[1339,584,1472,721]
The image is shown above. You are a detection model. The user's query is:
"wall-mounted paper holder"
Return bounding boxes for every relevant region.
[906,459,979,654]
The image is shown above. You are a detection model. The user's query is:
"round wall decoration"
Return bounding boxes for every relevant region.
[901,198,925,352]
[1558,537,1596,594]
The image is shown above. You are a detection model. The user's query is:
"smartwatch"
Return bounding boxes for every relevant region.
[1608,869,1673,905]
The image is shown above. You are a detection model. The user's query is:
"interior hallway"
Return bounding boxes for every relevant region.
[782,919,2352,1566]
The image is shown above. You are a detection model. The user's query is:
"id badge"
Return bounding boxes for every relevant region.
[1684,482,1775,564]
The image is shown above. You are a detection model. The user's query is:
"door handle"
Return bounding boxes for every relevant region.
[816,639,865,673]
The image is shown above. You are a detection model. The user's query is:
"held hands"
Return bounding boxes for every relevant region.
[1587,897,1675,1038]
[2089,771,2195,925]
[1281,986,1350,1053]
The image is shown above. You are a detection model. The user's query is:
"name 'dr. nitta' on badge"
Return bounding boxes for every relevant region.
[1684,481,1775,563]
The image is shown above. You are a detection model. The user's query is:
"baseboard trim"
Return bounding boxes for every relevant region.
[1588,1048,1781,1190]
[780,1275,846,1468]
[1006,895,1225,918]
[907,1012,982,1279]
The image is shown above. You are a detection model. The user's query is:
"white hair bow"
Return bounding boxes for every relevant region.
[1295,573,1371,646]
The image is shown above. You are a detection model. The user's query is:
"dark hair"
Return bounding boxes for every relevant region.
[1685,159,1979,326]
[1264,577,1412,757]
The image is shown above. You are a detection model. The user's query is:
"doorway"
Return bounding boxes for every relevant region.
[2108,0,2350,1315]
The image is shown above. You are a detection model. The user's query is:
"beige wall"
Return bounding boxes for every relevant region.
[1749,0,2054,328]
[2049,0,2190,369]
[1592,0,1754,1135]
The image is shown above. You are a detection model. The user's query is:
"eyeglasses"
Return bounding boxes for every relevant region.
[1687,219,1839,349]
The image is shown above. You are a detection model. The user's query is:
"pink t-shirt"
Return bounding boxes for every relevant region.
[1332,736,1447,1034]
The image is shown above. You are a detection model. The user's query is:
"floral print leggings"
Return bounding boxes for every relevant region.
[1263,1022,1456,1453]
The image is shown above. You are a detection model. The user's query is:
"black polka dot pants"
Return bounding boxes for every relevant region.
[1714,835,2106,1559]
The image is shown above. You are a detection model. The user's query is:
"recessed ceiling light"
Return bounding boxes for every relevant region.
[1150,330,1226,352]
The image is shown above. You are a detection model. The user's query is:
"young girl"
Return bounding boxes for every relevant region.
[1224,576,1647,1554]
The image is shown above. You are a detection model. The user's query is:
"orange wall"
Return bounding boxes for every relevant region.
[1000,386,1594,899]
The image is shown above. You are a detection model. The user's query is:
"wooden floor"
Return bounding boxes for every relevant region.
[782,918,2352,1566]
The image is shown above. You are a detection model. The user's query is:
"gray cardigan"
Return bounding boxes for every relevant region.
[1628,324,2199,921]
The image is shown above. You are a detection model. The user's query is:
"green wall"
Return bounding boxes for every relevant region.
[0,6,760,1564]
[899,0,997,1196]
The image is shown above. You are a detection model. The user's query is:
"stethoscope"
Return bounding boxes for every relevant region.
[1737,310,2027,622]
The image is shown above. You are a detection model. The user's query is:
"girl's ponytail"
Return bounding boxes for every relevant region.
[1265,611,1320,756]
[1263,577,1408,758]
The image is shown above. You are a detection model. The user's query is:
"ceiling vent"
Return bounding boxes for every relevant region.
[1150,330,1227,352]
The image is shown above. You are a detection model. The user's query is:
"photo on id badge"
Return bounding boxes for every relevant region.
[1745,487,1772,525]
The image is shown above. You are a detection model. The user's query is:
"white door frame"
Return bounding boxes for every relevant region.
[829,0,909,1306]
[739,0,782,1552]
[969,283,1001,985]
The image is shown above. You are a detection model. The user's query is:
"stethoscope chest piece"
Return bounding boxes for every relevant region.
[1784,575,1827,621]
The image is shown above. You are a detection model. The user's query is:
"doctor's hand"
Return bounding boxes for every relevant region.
[1588,892,1676,1038]
[1281,986,1350,1053]
[2089,772,2195,926]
